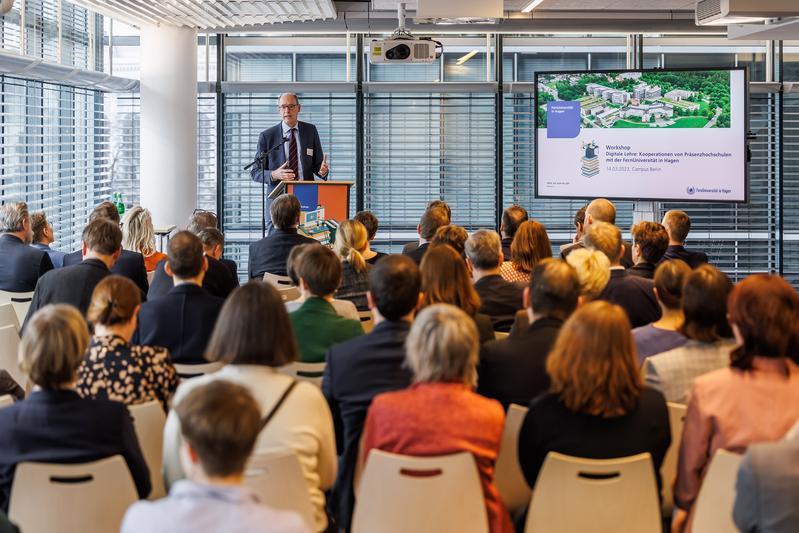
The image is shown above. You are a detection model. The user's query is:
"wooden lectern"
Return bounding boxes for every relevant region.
[269,180,354,222]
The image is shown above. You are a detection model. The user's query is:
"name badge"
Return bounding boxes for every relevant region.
[306,148,314,156]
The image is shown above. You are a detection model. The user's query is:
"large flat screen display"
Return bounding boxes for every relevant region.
[535,67,748,202]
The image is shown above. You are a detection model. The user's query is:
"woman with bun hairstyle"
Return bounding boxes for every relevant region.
[334,219,372,312]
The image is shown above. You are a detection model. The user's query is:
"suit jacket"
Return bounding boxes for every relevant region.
[734,434,799,533]
[134,284,225,365]
[248,229,318,279]
[661,244,709,269]
[627,262,656,279]
[31,243,65,269]
[322,320,414,531]
[148,256,237,301]
[597,269,661,328]
[477,316,563,409]
[289,297,362,363]
[249,120,327,195]
[23,258,111,330]
[403,242,430,266]
[474,274,525,333]
[64,249,148,296]
[0,234,53,292]
[501,236,513,261]
[220,258,240,286]
[401,241,418,254]
[561,238,635,269]
[0,389,151,511]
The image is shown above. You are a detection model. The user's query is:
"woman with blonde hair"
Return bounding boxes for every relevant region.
[499,220,552,283]
[518,301,670,493]
[333,219,372,311]
[122,206,165,272]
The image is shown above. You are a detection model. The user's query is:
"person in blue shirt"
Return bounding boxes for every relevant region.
[29,212,66,268]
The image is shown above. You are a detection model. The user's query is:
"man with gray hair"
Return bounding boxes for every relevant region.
[249,92,330,234]
[0,202,54,292]
[465,229,524,332]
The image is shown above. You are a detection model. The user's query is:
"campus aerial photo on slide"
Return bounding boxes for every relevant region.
[537,70,731,130]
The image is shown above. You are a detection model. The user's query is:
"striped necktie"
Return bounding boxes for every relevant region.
[288,128,299,179]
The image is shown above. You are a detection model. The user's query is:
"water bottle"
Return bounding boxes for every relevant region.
[116,193,125,216]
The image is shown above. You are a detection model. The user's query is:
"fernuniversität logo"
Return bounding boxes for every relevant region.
[686,186,696,195]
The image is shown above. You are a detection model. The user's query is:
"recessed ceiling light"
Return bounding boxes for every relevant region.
[521,0,546,13]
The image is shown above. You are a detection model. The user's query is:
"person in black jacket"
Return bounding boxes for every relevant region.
[0,202,53,292]
[197,228,239,285]
[499,204,528,260]
[135,232,224,365]
[0,304,150,511]
[322,255,419,531]
[588,222,661,328]
[518,301,670,493]
[403,205,450,266]
[62,201,148,297]
[628,221,669,280]
[23,218,122,330]
[661,209,709,268]
[248,194,318,280]
[478,258,579,409]
[465,230,524,332]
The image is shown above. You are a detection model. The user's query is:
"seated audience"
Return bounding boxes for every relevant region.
[642,264,734,403]
[561,198,633,268]
[403,204,450,265]
[285,245,359,321]
[163,282,336,532]
[633,260,690,365]
[134,232,225,365]
[354,210,387,265]
[0,202,53,292]
[290,246,363,363]
[627,221,669,279]
[0,372,23,402]
[465,230,524,333]
[420,244,494,343]
[673,274,799,531]
[518,301,670,493]
[661,210,709,268]
[402,200,451,255]
[63,201,148,295]
[148,211,238,300]
[430,224,469,258]
[0,305,150,511]
[198,228,239,284]
[122,206,166,272]
[499,220,552,283]
[122,380,307,533]
[24,218,122,328]
[558,205,587,254]
[30,211,65,268]
[479,259,580,409]
[733,430,799,533]
[322,255,420,530]
[362,304,513,533]
[248,194,317,280]
[589,221,660,328]
[499,204,528,259]
[333,220,372,312]
[78,276,178,410]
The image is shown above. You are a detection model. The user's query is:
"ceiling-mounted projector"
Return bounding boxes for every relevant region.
[0,0,15,15]
[695,0,798,26]
[369,2,442,64]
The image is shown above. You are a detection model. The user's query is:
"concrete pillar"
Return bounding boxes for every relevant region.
[139,25,198,229]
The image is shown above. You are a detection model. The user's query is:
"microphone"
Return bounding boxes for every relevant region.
[243,136,290,171]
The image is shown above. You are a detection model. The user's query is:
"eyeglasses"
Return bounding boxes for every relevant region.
[278,104,298,111]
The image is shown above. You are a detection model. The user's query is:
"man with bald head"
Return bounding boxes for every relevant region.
[560,197,633,268]
[250,92,330,234]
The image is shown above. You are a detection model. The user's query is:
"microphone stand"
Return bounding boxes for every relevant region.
[244,137,289,238]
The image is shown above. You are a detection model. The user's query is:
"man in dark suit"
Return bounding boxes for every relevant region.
[628,221,669,280]
[465,230,524,332]
[30,212,66,269]
[402,200,451,255]
[589,221,661,328]
[62,202,148,296]
[499,204,528,260]
[197,228,239,285]
[478,258,580,409]
[403,205,450,265]
[0,202,53,292]
[661,209,709,268]
[248,194,318,279]
[322,255,419,531]
[134,232,224,365]
[23,218,122,330]
[250,92,329,234]
[561,198,634,269]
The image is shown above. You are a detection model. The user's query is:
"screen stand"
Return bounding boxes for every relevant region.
[632,201,656,224]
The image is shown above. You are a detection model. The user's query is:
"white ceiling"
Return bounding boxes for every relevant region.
[373,0,697,11]
[69,0,337,29]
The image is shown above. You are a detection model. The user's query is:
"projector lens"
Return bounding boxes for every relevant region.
[386,44,411,60]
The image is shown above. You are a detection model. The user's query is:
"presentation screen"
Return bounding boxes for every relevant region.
[534,67,748,202]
